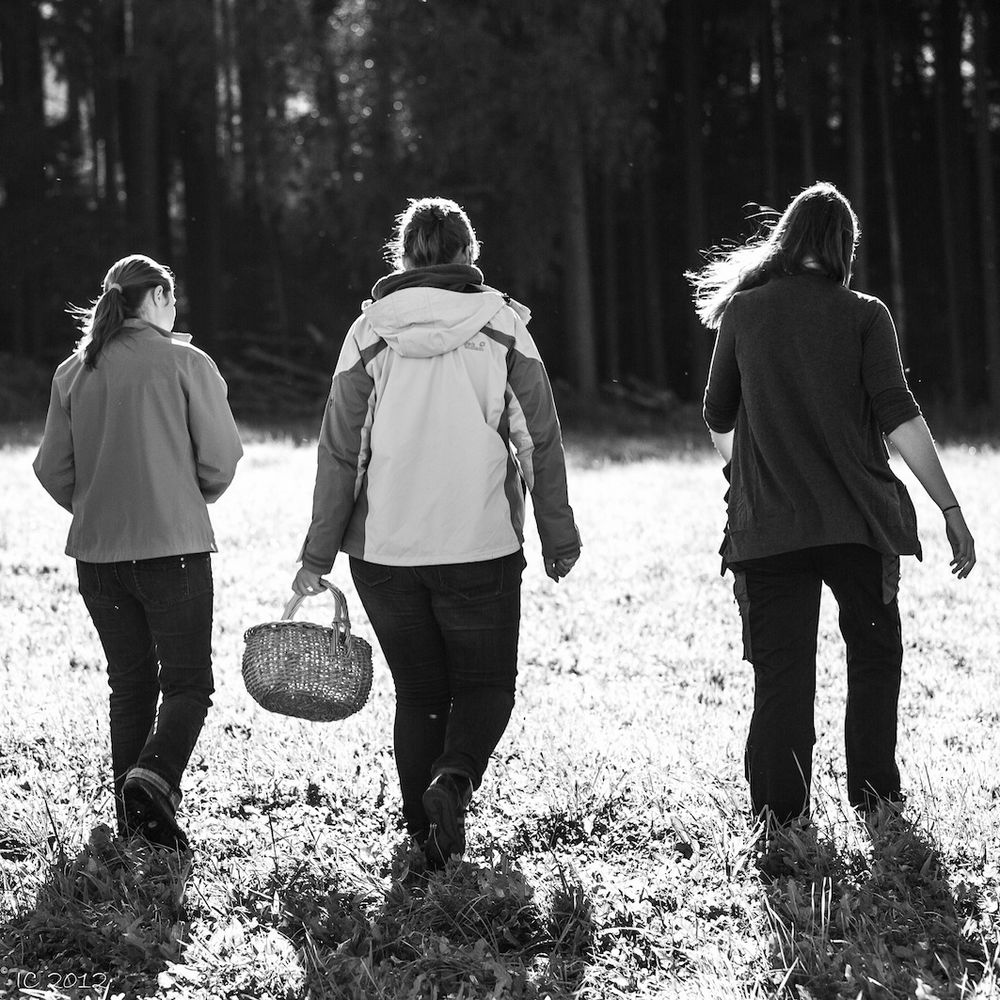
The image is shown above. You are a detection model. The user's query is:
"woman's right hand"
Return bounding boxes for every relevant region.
[292,567,326,596]
[944,508,976,578]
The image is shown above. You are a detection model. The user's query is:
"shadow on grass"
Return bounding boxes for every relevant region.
[278,837,595,1000]
[760,807,989,999]
[0,824,188,998]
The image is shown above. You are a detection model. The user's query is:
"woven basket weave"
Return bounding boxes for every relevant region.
[242,582,373,721]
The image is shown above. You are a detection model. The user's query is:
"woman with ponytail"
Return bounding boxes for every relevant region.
[34,254,243,851]
[689,182,976,828]
[293,197,581,869]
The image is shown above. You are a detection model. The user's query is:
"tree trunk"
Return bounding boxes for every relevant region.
[601,172,621,384]
[845,0,868,290]
[640,167,667,387]
[234,0,290,345]
[368,0,398,228]
[681,0,710,398]
[875,0,906,354]
[176,2,222,348]
[0,0,47,356]
[759,0,778,206]
[93,2,123,213]
[934,0,967,409]
[121,0,165,254]
[218,0,239,181]
[560,115,599,397]
[800,101,816,188]
[971,0,1000,409]
[236,0,265,220]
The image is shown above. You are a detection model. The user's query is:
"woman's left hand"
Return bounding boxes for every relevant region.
[545,554,579,582]
[292,567,326,596]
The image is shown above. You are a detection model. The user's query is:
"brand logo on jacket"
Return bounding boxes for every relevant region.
[464,340,486,352]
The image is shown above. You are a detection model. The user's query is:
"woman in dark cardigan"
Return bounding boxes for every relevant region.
[689,182,975,824]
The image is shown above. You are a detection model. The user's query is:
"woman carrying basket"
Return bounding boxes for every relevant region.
[293,197,581,868]
[34,254,243,851]
[689,182,975,826]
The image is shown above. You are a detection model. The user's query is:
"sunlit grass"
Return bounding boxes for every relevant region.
[0,429,997,998]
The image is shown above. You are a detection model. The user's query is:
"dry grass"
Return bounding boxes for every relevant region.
[0,428,998,998]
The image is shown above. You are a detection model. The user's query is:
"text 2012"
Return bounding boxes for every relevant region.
[10,970,111,992]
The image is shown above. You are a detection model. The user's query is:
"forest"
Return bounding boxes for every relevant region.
[1,0,999,423]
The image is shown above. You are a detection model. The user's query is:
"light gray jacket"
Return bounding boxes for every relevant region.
[34,319,243,561]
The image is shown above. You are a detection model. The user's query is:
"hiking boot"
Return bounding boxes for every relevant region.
[123,775,190,853]
[422,772,472,866]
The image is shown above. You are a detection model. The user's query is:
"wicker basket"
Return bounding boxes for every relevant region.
[242,582,373,721]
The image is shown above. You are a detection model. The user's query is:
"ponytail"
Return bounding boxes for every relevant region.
[71,254,175,368]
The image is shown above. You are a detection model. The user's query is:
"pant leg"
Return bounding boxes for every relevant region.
[817,544,903,809]
[350,558,450,835]
[425,550,525,790]
[124,553,215,803]
[735,549,823,823]
[77,560,160,833]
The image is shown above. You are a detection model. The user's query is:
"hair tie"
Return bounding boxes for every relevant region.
[107,282,122,294]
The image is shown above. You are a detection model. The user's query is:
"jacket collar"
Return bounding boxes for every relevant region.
[122,317,173,339]
[371,264,486,301]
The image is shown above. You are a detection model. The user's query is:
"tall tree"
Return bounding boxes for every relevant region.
[0,0,47,355]
[119,0,167,255]
[600,172,621,384]
[759,0,778,206]
[845,0,869,290]
[971,0,1000,408]
[559,110,599,396]
[640,167,667,387]
[875,0,907,353]
[681,0,710,397]
[934,0,970,408]
[171,0,223,347]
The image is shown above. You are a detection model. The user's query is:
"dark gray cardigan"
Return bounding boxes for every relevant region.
[703,273,922,567]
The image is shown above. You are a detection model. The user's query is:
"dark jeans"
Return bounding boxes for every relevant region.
[77,553,215,833]
[350,550,525,835]
[731,543,903,822]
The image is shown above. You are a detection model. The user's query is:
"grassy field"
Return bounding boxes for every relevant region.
[1,426,998,999]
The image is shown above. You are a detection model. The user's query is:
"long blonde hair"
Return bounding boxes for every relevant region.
[687,182,860,329]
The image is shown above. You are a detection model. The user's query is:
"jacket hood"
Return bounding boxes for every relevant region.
[363,287,509,358]
[362,264,532,358]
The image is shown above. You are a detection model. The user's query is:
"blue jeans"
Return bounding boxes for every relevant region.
[732,543,903,822]
[350,550,525,834]
[76,553,215,833]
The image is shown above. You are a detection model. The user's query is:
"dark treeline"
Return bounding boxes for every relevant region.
[1,0,999,419]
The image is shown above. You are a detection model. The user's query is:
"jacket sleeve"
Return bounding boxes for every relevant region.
[703,304,741,433]
[33,375,75,512]
[299,319,377,573]
[185,352,243,502]
[504,315,581,561]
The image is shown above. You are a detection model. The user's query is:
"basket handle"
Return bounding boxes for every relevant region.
[282,580,351,630]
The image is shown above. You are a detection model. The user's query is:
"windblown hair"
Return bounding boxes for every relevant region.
[71,254,174,368]
[384,197,480,270]
[687,181,860,329]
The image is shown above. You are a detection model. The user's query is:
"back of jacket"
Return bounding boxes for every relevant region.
[300,268,580,569]
[33,320,243,562]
